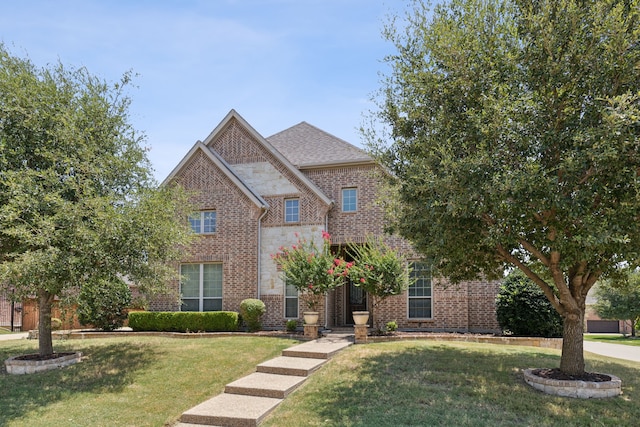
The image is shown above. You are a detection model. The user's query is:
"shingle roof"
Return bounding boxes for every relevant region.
[267,122,373,168]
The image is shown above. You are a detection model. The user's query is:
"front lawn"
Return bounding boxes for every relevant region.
[263,340,639,427]
[585,334,640,347]
[0,335,296,426]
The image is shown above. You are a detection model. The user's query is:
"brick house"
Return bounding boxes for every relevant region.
[158,109,500,333]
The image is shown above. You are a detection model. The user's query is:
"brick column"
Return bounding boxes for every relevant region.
[304,324,319,339]
[354,325,368,344]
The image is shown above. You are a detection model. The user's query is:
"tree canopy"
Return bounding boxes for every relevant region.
[369,0,640,375]
[0,44,192,355]
[594,271,640,337]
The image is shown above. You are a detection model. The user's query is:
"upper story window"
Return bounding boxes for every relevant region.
[285,198,299,223]
[408,262,432,319]
[189,211,217,234]
[342,188,357,212]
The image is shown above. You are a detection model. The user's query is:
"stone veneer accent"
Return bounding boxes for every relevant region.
[523,369,622,398]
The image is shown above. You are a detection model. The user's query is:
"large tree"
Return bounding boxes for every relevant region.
[594,271,640,337]
[0,44,192,356]
[369,0,640,375]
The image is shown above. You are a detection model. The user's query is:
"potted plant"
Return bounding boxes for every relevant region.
[272,231,348,324]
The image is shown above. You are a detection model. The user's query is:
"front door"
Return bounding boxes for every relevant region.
[346,280,368,325]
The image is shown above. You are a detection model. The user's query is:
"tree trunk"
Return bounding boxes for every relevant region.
[559,310,585,376]
[38,290,55,357]
[632,320,636,338]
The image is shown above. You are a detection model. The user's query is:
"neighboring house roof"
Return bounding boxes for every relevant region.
[267,122,374,169]
[162,141,269,209]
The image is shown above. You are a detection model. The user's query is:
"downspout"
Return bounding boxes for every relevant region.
[257,207,268,300]
[324,209,331,329]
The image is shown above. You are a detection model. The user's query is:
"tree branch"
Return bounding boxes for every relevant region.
[496,244,561,313]
[517,238,550,267]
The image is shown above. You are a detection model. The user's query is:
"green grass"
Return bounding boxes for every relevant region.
[585,334,640,346]
[0,335,297,426]
[262,340,639,427]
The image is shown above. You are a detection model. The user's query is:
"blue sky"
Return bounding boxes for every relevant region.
[1,0,406,181]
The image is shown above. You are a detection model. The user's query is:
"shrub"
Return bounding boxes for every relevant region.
[50,318,62,330]
[240,299,266,332]
[77,277,132,331]
[286,319,298,332]
[128,311,240,332]
[496,271,563,337]
[385,321,398,333]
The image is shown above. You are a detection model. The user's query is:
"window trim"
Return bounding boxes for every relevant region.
[189,210,217,234]
[341,187,357,212]
[284,198,300,223]
[180,263,223,312]
[407,261,433,319]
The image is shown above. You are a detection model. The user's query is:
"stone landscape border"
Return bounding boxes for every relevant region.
[5,352,82,375]
[523,368,622,398]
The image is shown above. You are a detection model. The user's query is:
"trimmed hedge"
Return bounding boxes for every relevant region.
[128,311,240,332]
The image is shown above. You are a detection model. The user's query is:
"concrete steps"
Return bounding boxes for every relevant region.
[177,335,353,427]
[256,356,326,376]
[225,372,307,399]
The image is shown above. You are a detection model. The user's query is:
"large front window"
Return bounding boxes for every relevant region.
[408,262,432,318]
[180,264,222,311]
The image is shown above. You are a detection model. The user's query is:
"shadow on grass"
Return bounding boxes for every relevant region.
[302,343,639,427]
[0,341,159,425]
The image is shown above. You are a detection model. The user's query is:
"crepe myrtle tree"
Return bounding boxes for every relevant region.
[347,236,412,332]
[0,44,193,356]
[368,0,640,375]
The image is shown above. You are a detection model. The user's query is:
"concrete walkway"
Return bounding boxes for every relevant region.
[175,334,353,427]
[584,340,640,363]
[0,332,28,341]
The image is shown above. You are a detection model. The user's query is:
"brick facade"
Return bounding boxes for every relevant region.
[160,110,501,333]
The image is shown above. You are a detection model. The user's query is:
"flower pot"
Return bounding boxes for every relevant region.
[352,311,370,326]
[303,311,319,325]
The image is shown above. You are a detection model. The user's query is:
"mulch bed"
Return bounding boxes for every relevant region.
[532,368,611,382]
[13,352,76,362]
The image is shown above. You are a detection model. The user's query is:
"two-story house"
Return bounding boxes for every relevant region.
[158,109,500,332]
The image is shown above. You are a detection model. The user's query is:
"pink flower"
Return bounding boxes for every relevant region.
[327,269,334,275]
[346,262,354,268]
[308,284,313,289]
[294,232,299,238]
[360,278,366,283]
[334,258,343,266]
[321,230,331,240]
